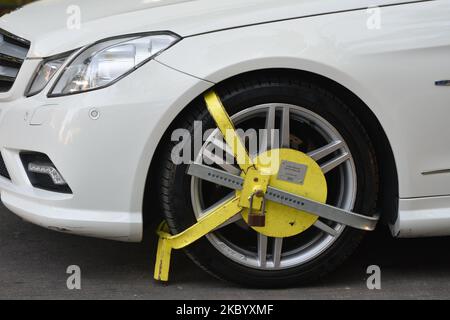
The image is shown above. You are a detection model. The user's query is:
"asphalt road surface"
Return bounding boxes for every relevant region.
[1,203,450,300]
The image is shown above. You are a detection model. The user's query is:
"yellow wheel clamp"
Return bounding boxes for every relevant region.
[154,91,379,282]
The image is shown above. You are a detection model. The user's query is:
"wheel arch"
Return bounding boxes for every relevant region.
[143,68,398,227]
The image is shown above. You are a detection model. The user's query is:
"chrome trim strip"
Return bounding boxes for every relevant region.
[0,65,19,78]
[0,75,15,82]
[435,80,450,86]
[0,53,23,65]
[0,29,30,92]
[0,36,28,60]
[0,28,30,47]
[422,169,450,175]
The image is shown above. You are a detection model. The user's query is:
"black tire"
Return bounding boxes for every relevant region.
[157,74,379,288]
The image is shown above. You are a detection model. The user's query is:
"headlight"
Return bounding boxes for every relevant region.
[26,56,67,97]
[49,32,180,97]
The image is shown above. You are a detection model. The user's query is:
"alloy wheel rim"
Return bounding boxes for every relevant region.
[191,103,357,270]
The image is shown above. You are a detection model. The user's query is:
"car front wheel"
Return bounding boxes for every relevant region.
[158,74,378,287]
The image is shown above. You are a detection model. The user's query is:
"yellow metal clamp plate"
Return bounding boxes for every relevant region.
[241,149,328,238]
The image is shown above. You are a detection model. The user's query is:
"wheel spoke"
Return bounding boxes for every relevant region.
[272,238,283,268]
[198,193,238,219]
[308,140,344,161]
[257,234,284,268]
[321,152,350,174]
[199,194,244,230]
[203,136,241,176]
[257,234,268,268]
[214,213,243,231]
[313,220,339,237]
[281,107,290,148]
[210,136,236,160]
[260,106,277,153]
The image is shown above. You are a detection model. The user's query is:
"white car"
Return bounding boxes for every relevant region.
[0,0,449,287]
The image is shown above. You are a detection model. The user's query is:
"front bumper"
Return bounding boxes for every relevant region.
[0,58,211,242]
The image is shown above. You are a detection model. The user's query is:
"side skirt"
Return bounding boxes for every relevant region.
[392,195,450,238]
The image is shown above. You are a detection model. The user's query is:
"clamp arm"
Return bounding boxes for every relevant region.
[188,163,379,231]
[154,196,242,281]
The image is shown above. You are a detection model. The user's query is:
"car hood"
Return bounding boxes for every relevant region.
[1,0,418,57]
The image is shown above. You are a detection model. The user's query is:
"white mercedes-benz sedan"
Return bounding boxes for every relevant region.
[0,0,449,287]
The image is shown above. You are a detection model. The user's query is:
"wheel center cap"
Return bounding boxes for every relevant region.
[240,148,328,238]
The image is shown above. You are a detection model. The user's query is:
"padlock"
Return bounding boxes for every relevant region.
[247,190,266,227]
